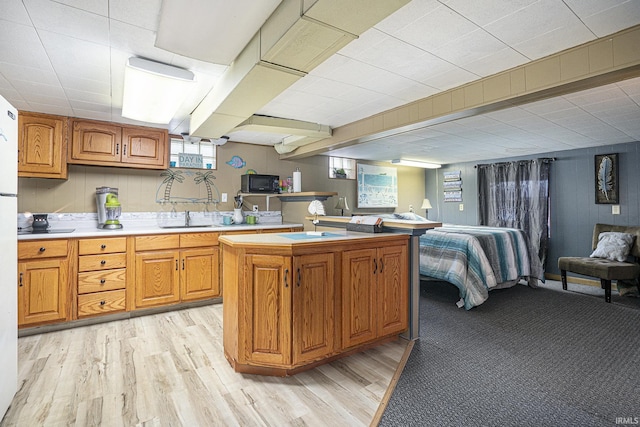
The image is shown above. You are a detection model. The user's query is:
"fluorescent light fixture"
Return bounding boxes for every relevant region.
[122,57,195,124]
[391,159,441,169]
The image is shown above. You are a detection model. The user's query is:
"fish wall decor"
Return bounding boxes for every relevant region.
[226,155,246,169]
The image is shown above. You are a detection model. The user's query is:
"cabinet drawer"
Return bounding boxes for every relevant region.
[79,237,127,255]
[78,253,126,272]
[77,289,126,318]
[180,232,218,248]
[78,268,126,294]
[18,240,68,259]
[135,234,180,251]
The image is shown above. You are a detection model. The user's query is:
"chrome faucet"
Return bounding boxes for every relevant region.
[185,211,190,227]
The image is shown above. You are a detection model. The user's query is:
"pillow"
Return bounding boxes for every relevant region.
[590,232,635,262]
[393,212,428,221]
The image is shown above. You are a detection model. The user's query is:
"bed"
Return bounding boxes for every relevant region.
[418,224,545,309]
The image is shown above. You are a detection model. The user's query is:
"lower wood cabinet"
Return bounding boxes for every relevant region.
[133,233,219,309]
[342,244,408,349]
[222,233,408,375]
[18,239,72,327]
[243,252,334,367]
[77,237,127,318]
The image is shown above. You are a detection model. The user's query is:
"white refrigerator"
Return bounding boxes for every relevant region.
[0,95,18,419]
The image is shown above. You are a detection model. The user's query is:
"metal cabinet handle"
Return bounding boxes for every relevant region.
[100,260,106,265]
[380,258,384,273]
[175,259,178,270]
[101,244,106,249]
[123,144,127,156]
[297,268,301,287]
[100,300,106,306]
[39,247,46,252]
[182,259,185,270]
[284,268,289,287]
[373,258,377,274]
[116,143,119,155]
[100,279,106,284]
[19,272,23,287]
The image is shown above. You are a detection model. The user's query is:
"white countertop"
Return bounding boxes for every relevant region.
[17,211,301,240]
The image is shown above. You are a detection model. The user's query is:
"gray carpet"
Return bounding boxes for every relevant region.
[379,281,640,427]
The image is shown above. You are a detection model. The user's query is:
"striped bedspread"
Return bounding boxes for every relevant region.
[419,225,544,309]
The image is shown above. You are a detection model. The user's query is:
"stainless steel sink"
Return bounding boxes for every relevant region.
[157,224,217,228]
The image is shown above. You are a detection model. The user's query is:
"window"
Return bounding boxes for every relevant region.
[329,156,356,179]
[169,137,217,169]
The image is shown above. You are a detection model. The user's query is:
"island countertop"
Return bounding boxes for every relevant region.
[218,229,409,249]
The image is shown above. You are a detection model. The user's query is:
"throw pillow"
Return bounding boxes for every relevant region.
[590,232,635,262]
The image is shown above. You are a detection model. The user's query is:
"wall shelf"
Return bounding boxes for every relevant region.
[240,192,337,210]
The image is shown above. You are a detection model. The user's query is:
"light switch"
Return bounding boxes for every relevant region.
[612,205,620,215]
[459,203,464,211]
[221,193,228,202]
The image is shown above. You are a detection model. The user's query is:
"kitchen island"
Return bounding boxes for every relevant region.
[219,230,410,376]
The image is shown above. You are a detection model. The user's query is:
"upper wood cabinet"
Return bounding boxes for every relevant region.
[69,119,168,169]
[18,112,68,179]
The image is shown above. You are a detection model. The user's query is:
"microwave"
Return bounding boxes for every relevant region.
[241,174,280,193]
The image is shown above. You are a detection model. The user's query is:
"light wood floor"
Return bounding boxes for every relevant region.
[1,304,408,426]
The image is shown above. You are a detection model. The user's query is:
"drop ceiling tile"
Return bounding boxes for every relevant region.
[0,21,52,69]
[25,94,72,109]
[454,46,528,77]
[40,31,111,82]
[65,89,112,105]
[374,0,441,35]
[109,0,162,31]
[419,67,478,91]
[10,80,65,99]
[432,28,507,66]
[56,0,108,15]
[109,21,174,64]
[442,0,538,27]
[394,4,479,53]
[1,0,32,25]
[57,73,111,96]
[511,20,595,60]
[565,0,640,37]
[484,0,586,55]
[25,0,110,45]
[0,63,58,86]
[70,99,113,114]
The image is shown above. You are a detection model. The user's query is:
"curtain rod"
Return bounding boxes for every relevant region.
[474,157,556,168]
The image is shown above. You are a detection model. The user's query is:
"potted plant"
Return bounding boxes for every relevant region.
[334,168,347,179]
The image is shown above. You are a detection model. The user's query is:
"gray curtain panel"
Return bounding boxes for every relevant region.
[477,159,551,269]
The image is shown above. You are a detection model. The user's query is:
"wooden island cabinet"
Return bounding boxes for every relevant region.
[220,231,409,376]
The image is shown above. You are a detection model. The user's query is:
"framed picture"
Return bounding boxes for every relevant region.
[595,153,619,204]
[357,163,398,208]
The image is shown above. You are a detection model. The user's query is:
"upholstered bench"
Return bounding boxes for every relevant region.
[558,223,640,302]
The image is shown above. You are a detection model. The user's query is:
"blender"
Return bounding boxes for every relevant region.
[96,186,123,229]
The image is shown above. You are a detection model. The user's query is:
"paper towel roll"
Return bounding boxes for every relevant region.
[293,168,302,193]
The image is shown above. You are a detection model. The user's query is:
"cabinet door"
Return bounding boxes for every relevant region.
[292,253,334,364]
[134,251,180,308]
[70,119,121,163]
[244,254,292,365]
[121,126,167,168]
[377,245,408,337]
[180,247,220,301]
[18,258,69,326]
[341,248,377,348]
[18,112,68,179]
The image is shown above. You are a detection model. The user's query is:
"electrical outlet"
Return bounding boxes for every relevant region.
[612,205,620,215]
[253,205,259,213]
[459,203,464,211]
[221,193,227,203]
